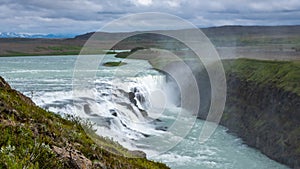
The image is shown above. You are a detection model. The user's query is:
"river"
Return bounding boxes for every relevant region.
[0,55,288,169]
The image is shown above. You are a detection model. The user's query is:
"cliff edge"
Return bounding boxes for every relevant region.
[221,59,300,168]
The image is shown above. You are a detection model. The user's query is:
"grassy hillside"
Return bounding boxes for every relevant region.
[223,58,300,95]
[0,76,169,169]
[0,39,84,57]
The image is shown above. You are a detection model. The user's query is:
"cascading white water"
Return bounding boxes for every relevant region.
[88,74,169,146]
[34,70,172,150]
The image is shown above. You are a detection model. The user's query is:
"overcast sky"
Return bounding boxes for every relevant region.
[1,0,300,34]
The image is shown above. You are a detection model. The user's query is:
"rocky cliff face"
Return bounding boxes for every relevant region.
[222,73,300,168]
[195,59,300,168]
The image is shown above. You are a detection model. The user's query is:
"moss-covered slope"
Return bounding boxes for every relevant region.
[223,59,300,95]
[0,76,169,169]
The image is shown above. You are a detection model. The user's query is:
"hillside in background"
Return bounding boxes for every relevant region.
[0,25,299,60]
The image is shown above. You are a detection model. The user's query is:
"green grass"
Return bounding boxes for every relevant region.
[1,45,121,57]
[0,77,169,169]
[47,45,82,51]
[237,36,295,46]
[223,58,300,95]
[115,51,131,58]
[103,61,127,67]
[115,47,146,58]
[209,34,300,47]
[1,50,80,57]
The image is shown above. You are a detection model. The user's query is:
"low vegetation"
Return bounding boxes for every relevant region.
[103,61,127,67]
[223,58,300,95]
[115,47,146,58]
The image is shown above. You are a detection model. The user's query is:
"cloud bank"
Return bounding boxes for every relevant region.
[0,0,300,34]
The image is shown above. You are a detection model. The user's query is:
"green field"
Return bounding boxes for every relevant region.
[223,58,300,95]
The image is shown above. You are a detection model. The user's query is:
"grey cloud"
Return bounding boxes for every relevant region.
[0,0,299,34]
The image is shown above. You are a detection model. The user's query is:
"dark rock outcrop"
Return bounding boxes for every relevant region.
[128,92,137,106]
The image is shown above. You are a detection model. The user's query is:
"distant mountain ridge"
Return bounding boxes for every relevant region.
[2,25,300,39]
[74,25,300,40]
[0,32,75,38]
[0,25,299,59]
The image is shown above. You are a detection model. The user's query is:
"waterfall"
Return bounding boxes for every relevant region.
[33,72,171,150]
